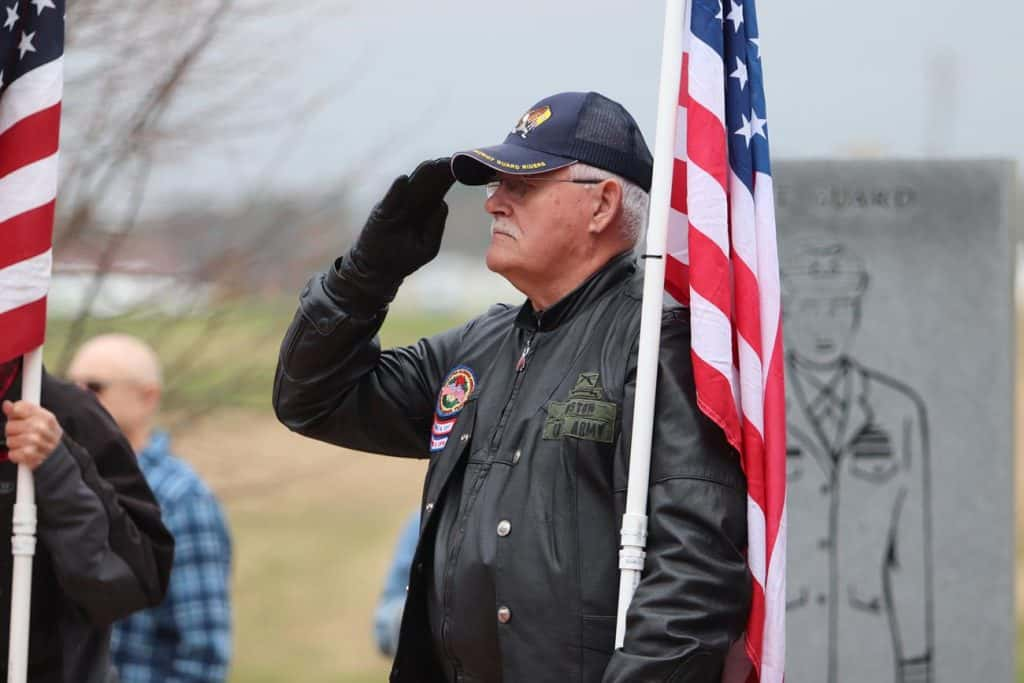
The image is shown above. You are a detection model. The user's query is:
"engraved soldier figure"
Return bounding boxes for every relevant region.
[781,242,933,683]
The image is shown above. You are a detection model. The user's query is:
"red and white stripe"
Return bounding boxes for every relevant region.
[0,58,62,363]
[665,29,787,683]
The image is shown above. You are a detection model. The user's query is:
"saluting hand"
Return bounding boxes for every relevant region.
[349,157,457,282]
[2,400,62,470]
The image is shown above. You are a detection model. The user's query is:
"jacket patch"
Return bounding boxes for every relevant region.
[432,418,457,436]
[430,366,476,452]
[437,366,476,418]
[543,372,617,444]
[429,418,456,452]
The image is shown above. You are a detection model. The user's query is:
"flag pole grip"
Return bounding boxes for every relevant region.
[614,0,688,650]
[8,348,40,683]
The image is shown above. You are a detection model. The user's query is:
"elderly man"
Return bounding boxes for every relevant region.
[274,91,750,682]
[68,335,232,683]
[0,357,173,682]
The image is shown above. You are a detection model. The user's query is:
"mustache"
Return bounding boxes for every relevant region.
[490,219,521,239]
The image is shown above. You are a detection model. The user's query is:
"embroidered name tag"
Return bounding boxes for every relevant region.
[543,372,617,444]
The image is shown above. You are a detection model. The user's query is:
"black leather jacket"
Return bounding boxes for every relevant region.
[274,253,751,682]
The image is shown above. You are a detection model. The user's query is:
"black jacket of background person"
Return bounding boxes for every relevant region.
[0,370,173,683]
[274,252,751,683]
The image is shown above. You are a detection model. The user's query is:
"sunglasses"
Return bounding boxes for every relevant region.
[73,379,111,395]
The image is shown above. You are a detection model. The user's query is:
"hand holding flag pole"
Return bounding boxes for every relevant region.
[6,350,39,683]
[0,0,65,679]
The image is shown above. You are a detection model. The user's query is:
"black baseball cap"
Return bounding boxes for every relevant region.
[451,91,654,192]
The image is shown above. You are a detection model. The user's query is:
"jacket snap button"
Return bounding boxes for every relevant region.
[425,502,434,513]
[816,594,826,605]
[497,606,512,624]
[512,449,522,464]
[497,520,511,537]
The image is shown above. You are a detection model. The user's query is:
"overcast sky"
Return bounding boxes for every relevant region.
[113,0,1022,216]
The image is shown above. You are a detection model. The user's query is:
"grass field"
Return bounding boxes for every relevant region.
[44,301,467,682]
[43,299,465,412]
[178,412,425,683]
[186,302,460,681]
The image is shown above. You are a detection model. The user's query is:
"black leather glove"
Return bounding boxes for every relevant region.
[331,158,455,311]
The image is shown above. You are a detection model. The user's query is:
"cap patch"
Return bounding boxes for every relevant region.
[512,105,552,139]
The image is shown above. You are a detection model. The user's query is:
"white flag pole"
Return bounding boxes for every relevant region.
[8,347,40,683]
[615,0,689,649]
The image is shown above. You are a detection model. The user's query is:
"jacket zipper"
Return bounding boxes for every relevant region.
[515,335,533,372]
[489,329,536,452]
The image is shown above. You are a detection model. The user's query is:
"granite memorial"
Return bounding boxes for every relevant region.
[774,159,1016,683]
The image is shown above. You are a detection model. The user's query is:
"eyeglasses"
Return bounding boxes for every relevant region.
[484,176,604,200]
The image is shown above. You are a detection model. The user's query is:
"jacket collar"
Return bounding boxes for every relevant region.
[514,250,636,332]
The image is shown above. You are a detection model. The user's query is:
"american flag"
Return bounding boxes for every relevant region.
[0,0,63,364]
[663,0,786,681]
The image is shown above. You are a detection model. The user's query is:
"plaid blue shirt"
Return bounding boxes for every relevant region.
[112,432,232,683]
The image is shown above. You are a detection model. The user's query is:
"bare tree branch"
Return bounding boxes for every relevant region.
[58,0,235,248]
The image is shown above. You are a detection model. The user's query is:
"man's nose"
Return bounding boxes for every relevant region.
[484,191,511,218]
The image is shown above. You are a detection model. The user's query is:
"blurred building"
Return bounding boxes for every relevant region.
[51,235,213,319]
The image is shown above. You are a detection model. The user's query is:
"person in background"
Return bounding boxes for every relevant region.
[374,511,421,657]
[0,357,173,682]
[69,334,233,683]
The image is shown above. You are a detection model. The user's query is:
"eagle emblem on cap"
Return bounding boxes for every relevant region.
[512,105,552,139]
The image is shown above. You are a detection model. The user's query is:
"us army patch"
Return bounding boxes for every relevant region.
[543,372,617,444]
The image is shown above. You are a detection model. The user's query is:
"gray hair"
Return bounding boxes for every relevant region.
[570,163,649,245]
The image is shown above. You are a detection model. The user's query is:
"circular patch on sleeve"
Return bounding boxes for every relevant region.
[437,366,476,418]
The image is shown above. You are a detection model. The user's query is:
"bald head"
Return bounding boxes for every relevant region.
[68,334,163,453]
[69,334,162,387]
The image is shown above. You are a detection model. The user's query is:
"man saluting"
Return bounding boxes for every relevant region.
[274,92,751,682]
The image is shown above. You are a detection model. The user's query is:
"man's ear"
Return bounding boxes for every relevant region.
[588,179,623,236]
[141,384,162,414]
